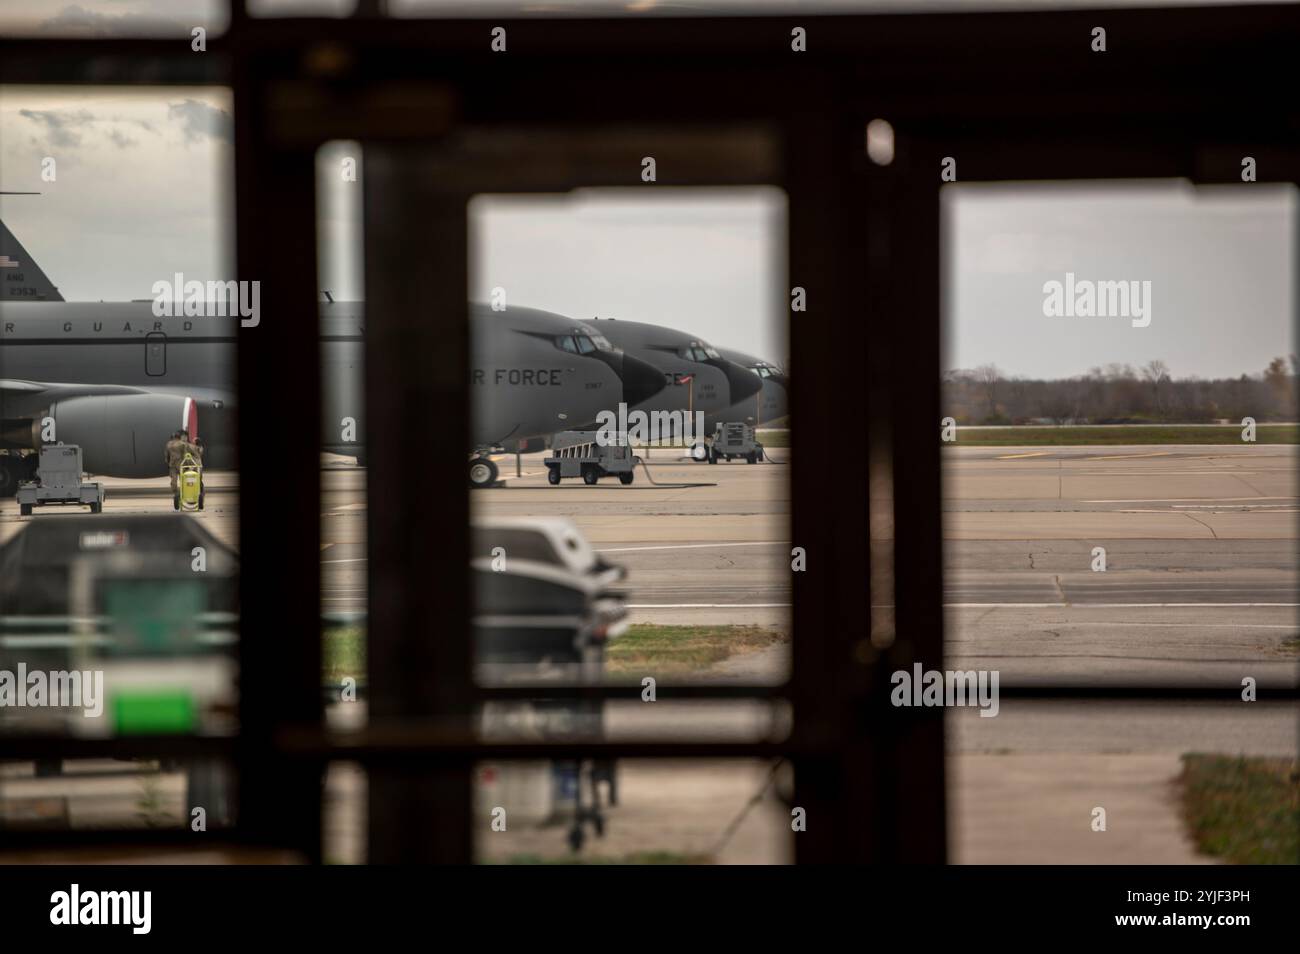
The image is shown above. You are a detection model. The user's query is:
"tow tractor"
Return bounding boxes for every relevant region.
[545,430,639,485]
[16,444,105,516]
[706,422,765,464]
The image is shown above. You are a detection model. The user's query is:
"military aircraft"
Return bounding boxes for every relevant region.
[0,219,664,493]
[705,346,788,430]
[584,318,763,439]
[322,303,666,487]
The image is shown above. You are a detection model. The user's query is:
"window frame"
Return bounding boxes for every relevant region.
[0,1,1296,864]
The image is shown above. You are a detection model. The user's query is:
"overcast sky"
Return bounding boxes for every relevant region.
[466,190,789,363]
[3,87,1295,378]
[943,182,1296,380]
[316,142,790,361]
[0,86,233,299]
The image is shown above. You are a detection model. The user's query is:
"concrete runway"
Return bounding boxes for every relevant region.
[3,444,1293,691]
[0,471,241,551]
[0,450,794,624]
[469,448,792,627]
[939,444,1297,862]
[3,443,1296,862]
[938,445,1299,688]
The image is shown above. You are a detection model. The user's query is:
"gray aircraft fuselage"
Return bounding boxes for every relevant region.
[705,346,788,430]
[0,301,659,480]
[584,318,764,433]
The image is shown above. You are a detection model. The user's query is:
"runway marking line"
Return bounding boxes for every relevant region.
[627,603,791,608]
[629,601,1300,609]
[1068,470,1262,475]
[996,451,1052,460]
[1113,508,1300,515]
[1171,503,1295,509]
[948,601,1300,608]
[1085,496,1296,503]
[1079,451,1172,461]
[596,541,785,553]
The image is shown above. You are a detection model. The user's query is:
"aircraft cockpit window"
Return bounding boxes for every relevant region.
[703,346,721,360]
[575,336,598,354]
[588,333,614,352]
[556,335,579,353]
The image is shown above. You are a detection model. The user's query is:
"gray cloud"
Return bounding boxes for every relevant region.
[29,3,221,38]
[15,108,163,154]
[168,99,233,145]
[107,128,137,149]
[38,5,159,38]
[18,108,94,149]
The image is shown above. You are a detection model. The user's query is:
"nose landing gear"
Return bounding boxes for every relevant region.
[469,456,499,488]
[0,454,36,499]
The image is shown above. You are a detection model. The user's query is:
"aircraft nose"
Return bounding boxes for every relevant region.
[620,352,667,407]
[708,357,763,404]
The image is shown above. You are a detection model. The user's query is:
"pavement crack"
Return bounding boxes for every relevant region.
[1052,574,1069,605]
[1230,472,1266,497]
[1182,512,1219,539]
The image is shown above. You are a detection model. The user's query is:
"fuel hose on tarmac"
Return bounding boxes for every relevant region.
[635,457,717,488]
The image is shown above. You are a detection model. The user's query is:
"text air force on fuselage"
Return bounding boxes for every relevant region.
[472,368,578,387]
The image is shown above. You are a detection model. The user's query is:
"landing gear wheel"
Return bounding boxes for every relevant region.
[547,467,561,485]
[173,493,180,511]
[567,826,584,853]
[746,452,757,464]
[582,467,599,485]
[619,471,634,485]
[707,448,717,464]
[0,459,20,498]
[468,457,498,488]
[19,503,32,516]
[90,502,101,514]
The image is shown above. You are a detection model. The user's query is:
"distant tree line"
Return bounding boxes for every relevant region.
[943,356,1299,425]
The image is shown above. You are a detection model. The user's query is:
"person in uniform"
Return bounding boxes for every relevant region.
[165,430,188,495]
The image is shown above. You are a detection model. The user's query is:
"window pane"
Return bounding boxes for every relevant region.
[0,85,238,837]
[0,1,227,37]
[941,180,1299,863]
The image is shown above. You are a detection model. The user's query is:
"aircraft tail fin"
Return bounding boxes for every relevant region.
[0,214,64,302]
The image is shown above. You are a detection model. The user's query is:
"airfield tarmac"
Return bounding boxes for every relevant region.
[940,444,1299,688]
[939,443,1298,862]
[1,442,1293,708]
[1,442,1296,862]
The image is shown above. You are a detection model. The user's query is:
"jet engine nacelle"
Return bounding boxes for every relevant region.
[44,393,198,478]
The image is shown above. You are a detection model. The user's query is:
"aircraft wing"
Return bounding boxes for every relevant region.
[0,378,49,394]
[2,379,165,399]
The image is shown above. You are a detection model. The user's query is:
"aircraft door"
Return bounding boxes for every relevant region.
[145,332,166,376]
